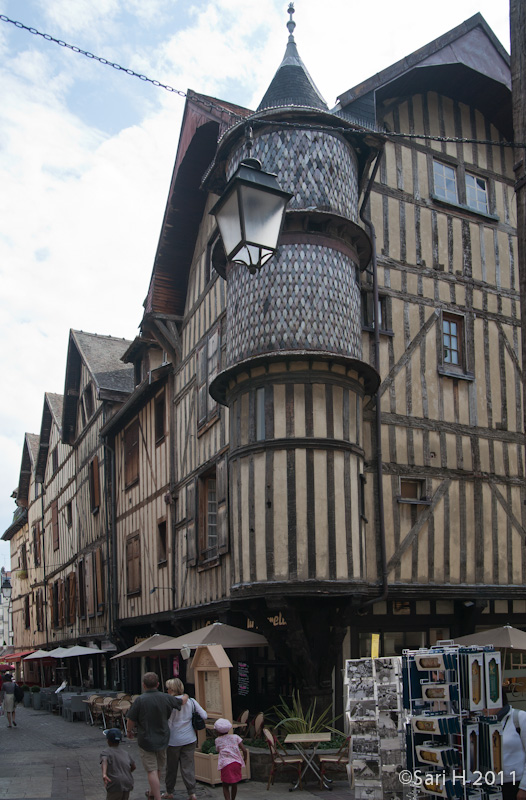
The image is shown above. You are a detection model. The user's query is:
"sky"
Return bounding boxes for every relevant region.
[0,0,512,570]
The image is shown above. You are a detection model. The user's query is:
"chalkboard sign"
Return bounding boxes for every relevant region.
[238,662,249,696]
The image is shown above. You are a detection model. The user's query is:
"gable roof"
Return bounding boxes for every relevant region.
[35,393,66,483]
[12,432,39,509]
[62,330,134,444]
[142,91,250,321]
[337,14,511,139]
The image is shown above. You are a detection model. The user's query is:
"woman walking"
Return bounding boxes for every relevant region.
[162,678,207,800]
[1,674,17,728]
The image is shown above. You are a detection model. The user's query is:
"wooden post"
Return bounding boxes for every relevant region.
[510,0,526,432]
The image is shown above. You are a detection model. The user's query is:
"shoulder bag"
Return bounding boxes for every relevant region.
[191,699,206,731]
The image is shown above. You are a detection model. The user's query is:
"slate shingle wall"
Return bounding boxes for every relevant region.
[226,243,361,364]
[227,129,359,221]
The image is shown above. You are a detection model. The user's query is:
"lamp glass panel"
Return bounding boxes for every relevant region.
[215,190,242,257]
[239,185,287,249]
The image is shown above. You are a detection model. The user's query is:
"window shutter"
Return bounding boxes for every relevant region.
[37,522,42,565]
[216,456,229,555]
[58,579,66,627]
[68,572,76,624]
[207,328,220,416]
[95,548,104,612]
[90,455,101,513]
[125,420,140,486]
[52,501,59,551]
[85,553,95,616]
[186,480,197,566]
[196,343,208,426]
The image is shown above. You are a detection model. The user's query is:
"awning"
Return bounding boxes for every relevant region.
[10,650,36,662]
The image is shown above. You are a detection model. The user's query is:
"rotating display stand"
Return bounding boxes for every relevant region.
[403,642,503,800]
[344,656,405,799]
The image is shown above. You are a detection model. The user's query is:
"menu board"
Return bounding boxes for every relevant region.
[204,670,222,713]
[238,662,249,697]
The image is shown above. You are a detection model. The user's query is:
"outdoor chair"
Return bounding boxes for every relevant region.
[318,736,350,788]
[252,711,265,738]
[263,727,303,790]
[101,696,114,728]
[90,695,106,727]
[236,709,250,735]
[62,694,89,723]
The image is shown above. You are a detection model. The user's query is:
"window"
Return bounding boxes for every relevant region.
[196,326,220,428]
[24,595,30,629]
[399,478,428,503]
[466,173,488,214]
[362,291,390,333]
[52,500,59,550]
[89,455,100,513]
[256,388,265,441]
[157,520,167,565]
[186,456,229,567]
[126,534,141,594]
[155,392,166,443]
[124,419,140,487]
[66,501,73,527]
[433,161,457,204]
[439,311,470,377]
[443,314,461,366]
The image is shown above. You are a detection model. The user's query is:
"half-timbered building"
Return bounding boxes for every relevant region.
[109,11,519,712]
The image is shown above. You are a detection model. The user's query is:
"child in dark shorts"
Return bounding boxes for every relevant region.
[214,718,247,800]
[100,727,136,800]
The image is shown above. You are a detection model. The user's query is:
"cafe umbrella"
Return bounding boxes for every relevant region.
[453,624,526,671]
[110,634,177,688]
[150,622,268,652]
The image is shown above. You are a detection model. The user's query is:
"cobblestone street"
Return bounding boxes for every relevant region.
[0,707,349,800]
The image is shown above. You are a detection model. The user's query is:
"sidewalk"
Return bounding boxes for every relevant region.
[0,706,349,800]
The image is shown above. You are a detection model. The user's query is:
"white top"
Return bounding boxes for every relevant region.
[167,695,207,747]
[501,706,526,789]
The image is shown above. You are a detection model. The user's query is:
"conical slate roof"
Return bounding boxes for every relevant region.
[257,4,328,112]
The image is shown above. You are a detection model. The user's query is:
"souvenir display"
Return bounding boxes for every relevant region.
[403,644,505,800]
[344,657,404,799]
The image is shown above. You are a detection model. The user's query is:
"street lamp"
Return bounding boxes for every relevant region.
[210,157,292,275]
[1,576,11,602]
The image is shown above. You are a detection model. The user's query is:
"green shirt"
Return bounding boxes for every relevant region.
[127,690,183,751]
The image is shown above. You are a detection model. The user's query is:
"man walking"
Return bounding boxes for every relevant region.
[126,672,188,800]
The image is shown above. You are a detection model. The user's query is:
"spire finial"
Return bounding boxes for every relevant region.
[287,2,296,41]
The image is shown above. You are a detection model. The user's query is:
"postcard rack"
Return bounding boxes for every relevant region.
[344,656,406,799]
[403,643,503,800]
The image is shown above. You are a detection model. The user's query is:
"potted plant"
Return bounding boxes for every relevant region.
[21,684,31,708]
[31,685,41,710]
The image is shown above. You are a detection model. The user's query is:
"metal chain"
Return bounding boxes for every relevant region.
[1,14,522,149]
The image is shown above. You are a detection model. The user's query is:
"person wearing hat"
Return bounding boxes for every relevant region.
[213,718,247,800]
[101,727,136,800]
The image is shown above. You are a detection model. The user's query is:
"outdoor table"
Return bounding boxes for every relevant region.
[284,732,332,790]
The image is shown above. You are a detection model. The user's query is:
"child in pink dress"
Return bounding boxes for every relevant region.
[213,718,247,800]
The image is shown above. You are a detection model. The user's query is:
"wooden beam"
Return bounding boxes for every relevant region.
[386,478,451,573]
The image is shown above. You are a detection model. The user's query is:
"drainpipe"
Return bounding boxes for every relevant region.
[102,436,118,641]
[359,151,388,609]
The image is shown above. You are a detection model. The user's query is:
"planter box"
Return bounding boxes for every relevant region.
[23,692,32,708]
[32,693,42,710]
[194,750,250,786]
